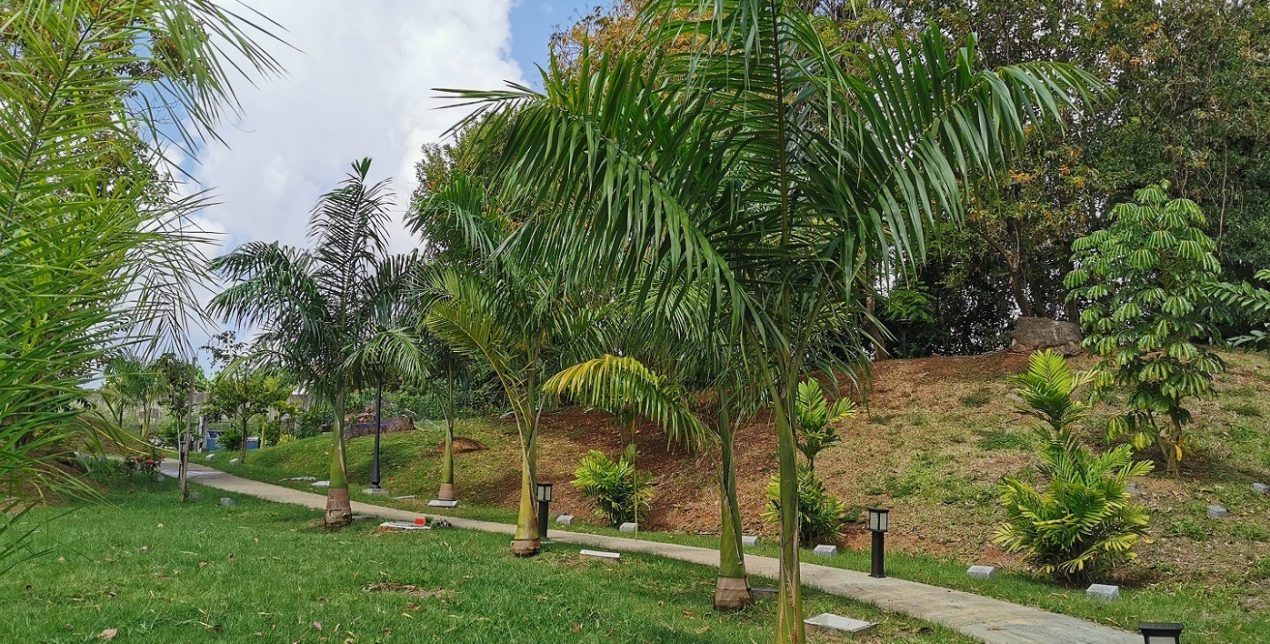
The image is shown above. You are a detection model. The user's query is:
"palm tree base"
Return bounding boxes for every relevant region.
[511,538,541,557]
[324,487,352,527]
[436,483,456,501]
[713,576,753,611]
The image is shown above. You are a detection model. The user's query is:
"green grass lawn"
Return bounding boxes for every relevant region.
[2,477,969,643]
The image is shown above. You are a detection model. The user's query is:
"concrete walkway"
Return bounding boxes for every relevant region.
[164,462,1138,644]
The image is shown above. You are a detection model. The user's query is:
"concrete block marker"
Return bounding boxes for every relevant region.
[556,514,574,526]
[741,535,760,546]
[228,458,240,465]
[967,565,996,579]
[206,453,216,461]
[579,549,620,561]
[804,613,877,635]
[350,514,374,521]
[812,544,838,556]
[619,522,638,533]
[1207,505,1229,519]
[218,497,235,507]
[427,499,459,508]
[1253,483,1268,495]
[379,520,430,531]
[282,476,317,482]
[311,480,329,488]
[1086,584,1120,601]
[393,495,417,501]
[364,487,389,496]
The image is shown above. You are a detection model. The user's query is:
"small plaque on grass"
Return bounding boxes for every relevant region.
[804,613,876,634]
[379,521,430,531]
[1086,584,1119,601]
[741,535,760,546]
[812,544,838,556]
[580,549,620,560]
[967,565,996,579]
[619,522,638,533]
[427,499,459,508]
[556,514,574,525]
[311,480,330,488]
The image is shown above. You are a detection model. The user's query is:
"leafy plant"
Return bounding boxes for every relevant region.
[572,445,654,527]
[764,466,849,548]
[1211,268,1270,353]
[993,351,1152,581]
[794,379,856,473]
[1066,182,1226,475]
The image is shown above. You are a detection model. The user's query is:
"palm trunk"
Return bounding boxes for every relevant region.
[510,437,540,556]
[325,392,352,526]
[772,373,804,643]
[178,416,190,502]
[239,416,248,464]
[438,362,456,500]
[714,387,752,610]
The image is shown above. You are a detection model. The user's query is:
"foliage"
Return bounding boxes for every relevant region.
[764,466,850,549]
[1211,269,1270,352]
[793,379,855,472]
[295,406,333,439]
[204,362,291,461]
[1066,182,1226,474]
[572,445,654,527]
[994,350,1152,581]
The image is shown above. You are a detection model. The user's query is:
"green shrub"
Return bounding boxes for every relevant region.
[275,433,296,447]
[764,465,849,548]
[993,351,1153,581]
[295,406,333,439]
[220,424,244,451]
[572,445,653,526]
[260,418,281,446]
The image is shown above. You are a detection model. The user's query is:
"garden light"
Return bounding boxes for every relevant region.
[536,482,554,541]
[867,507,889,578]
[1138,623,1183,644]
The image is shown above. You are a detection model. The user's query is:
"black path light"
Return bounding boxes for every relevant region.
[1138,623,1183,644]
[370,375,384,492]
[536,482,554,542]
[868,507,889,578]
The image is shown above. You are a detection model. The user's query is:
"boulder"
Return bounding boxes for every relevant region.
[1008,317,1082,356]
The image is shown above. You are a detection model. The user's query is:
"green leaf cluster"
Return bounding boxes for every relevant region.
[572,445,654,527]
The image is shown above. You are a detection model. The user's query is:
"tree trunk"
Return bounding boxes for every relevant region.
[438,362,456,501]
[714,387,752,611]
[239,416,248,464]
[510,440,540,556]
[177,418,190,502]
[325,393,352,527]
[772,373,805,643]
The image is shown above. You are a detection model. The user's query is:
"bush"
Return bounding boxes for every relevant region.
[219,424,244,451]
[260,418,281,446]
[764,465,849,548]
[275,433,296,447]
[572,444,653,526]
[295,405,333,439]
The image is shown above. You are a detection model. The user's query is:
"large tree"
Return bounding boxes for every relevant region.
[448,1,1099,638]
[211,159,419,527]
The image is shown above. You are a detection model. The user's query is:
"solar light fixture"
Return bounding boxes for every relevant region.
[1139,622,1183,644]
[867,508,889,578]
[535,482,554,541]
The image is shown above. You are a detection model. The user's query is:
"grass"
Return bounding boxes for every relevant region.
[1,478,969,643]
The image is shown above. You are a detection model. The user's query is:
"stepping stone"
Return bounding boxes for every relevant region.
[579,549,620,561]
[1086,584,1120,601]
[379,521,430,531]
[967,565,996,579]
[804,613,876,635]
[228,458,240,465]
[282,476,317,482]
[1253,483,1268,495]
[741,535,760,546]
[427,499,459,508]
[311,480,330,488]
[556,514,574,526]
[393,495,417,501]
[812,544,838,556]
[364,487,389,496]
[218,497,235,507]
[1207,505,1229,519]
[619,522,638,533]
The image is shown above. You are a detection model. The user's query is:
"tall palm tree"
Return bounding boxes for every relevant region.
[211,159,418,527]
[445,2,1101,638]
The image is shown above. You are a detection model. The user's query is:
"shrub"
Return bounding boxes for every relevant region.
[260,418,281,446]
[295,405,333,439]
[794,379,855,473]
[275,433,296,447]
[571,444,653,526]
[220,424,244,452]
[993,351,1153,581]
[764,465,849,548]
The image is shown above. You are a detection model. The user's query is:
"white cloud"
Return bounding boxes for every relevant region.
[191,1,524,256]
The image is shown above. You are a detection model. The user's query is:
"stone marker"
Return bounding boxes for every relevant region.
[741,535,760,546]
[579,549,620,560]
[619,522,638,533]
[311,480,330,488]
[364,487,389,496]
[189,491,203,501]
[1253,483,1268,495]
[428,499,459,508]
[206,453,216,461]
[283,476,318,482]
[379,521,430,531]
[804,613,877,635]
[1207,505,1229,519]
[228,458,240,465]
[218,497,235,507]
[752,586,778,599]
[967,565,996,579]
[350,514,373,521]
[556,514,574,526]
[812,544,838,556]
[393,495,417,501]
[1086,584,1120,601]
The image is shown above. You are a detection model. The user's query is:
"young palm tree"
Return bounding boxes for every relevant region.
[446,2,1101,638]
[211,159,418,527]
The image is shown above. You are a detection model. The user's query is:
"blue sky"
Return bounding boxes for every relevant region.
[510,1,599,83]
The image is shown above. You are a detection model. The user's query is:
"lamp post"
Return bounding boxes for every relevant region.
[536,482,554,542]
[370,374,383,491]
[868,507,889,578]
[1139,623,1183,644]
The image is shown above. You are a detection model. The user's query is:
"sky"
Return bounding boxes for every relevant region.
[188,0,599,257]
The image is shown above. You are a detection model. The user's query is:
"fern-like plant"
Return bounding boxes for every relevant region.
[572,444,654,526]
[794,379,856,474]
[764,466,850,548]
[993,351,1153,581]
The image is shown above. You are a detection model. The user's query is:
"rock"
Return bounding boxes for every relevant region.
[804,613,876,634]
[619,522,638,533]
[1008,317,1082,355]
[812,544,838,556]
[741,535,760,546]
[967,565,996,579]
[218,497,235,507]
[579,549,620,561]
[228,457,240,465]
[1086,584,1120,601]
[556,514,574,526]
[427,499,459,508]
[1253,483,1268,495]
[1207,505,1229,519]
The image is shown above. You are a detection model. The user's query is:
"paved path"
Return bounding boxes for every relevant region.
[164,462,1138,644]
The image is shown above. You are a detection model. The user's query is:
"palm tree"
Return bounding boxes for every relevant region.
[211,159,418,527]
[445,2,1101,638]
